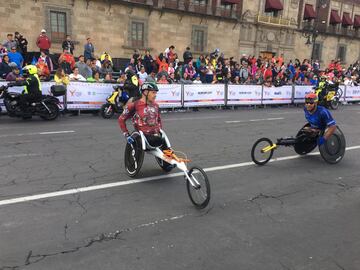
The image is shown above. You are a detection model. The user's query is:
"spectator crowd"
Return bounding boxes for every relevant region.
[1,29,360,88]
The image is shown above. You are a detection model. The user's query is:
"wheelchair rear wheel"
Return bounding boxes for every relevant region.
[124,133,144,177]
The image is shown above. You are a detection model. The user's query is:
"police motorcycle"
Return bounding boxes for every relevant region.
[0,84,64,121]
[100,70,139,119]
[314,77,343,110]
[100,85,129,119]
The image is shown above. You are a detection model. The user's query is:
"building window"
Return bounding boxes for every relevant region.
[50,11,67,40]
[313,42,322,61]
[192,0,207,4]
[192,26,207,52]
[131,21,145,48]
[337,45,346,63]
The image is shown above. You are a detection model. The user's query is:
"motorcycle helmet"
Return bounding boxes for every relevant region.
[22,65,38,77]
[141,82,159,92]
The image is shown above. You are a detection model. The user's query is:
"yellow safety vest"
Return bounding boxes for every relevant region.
[23,74,42,94]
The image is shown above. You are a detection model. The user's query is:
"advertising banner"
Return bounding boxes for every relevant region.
[262,85,293,104]
[344,85,360,102]
[66,82,113,110]
[157,84,182,108]
[227,85,262,105]
[294,85,313,103]
[183,84,225,107]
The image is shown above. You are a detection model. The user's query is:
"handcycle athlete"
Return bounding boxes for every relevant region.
[251,92,346,165]
[118,82,211,208]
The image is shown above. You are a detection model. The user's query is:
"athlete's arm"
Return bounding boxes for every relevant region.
[118,101,135,135]
[321,109,336,140]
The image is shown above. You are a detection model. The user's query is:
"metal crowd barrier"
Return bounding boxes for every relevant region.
[1,81,359,112]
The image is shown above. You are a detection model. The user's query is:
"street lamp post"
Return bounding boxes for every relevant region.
[302,0,328,61]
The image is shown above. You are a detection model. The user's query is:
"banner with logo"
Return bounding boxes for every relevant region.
[157,84,182,108]
[0,81,64,112]
[262,86,293,104]
[294,85,313,103]
[344,85,360,102]
[66,82,113,109]
[183,84,225,107]
[227,85,262,105]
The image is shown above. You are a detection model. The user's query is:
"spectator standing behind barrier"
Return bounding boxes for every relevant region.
[158,74,169,84]
[3,34,17,51]
[8,46,23,69]
[69,67,86,81]
[84,37,95,60]
[117,73,126,84]
[5,67,23,81]
[36,29,51,54]
[168,73,177,84]
[59,50,75,74]
[193,74,202,84]
[14,32,28,57]
[75,55,92,79]
[0,55,12,78]
[179,72,193,84]
[0,44,7,61]
[183,47,193,64]
[62,35,75,54]
[39,50,54,72]
[100,60,113,77]
[143,50,154,74]
[36,59,50,81]
[100,52,113,66]
[54,67,70,86]
[145,70,157,83]
[184,62,195,80]
[137,66,148,83]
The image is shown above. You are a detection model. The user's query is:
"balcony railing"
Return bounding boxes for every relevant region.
[257,14,291,26]
[163,0,185,10]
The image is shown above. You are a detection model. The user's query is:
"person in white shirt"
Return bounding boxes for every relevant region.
[137,65,148,83]
[69,67,86,81]
[192,74,202,84]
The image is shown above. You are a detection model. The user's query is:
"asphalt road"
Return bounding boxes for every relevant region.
[1,105,360,270]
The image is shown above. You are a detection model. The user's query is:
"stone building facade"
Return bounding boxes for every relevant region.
[0,0,359,65]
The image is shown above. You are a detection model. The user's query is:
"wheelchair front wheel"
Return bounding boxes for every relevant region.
[186,166,210,209]
[124,134,144,177]
[251,138,274,165]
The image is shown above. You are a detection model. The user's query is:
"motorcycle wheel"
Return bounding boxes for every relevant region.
[330,98,339,110]
[40,103,59,121]
[100,104,115,119]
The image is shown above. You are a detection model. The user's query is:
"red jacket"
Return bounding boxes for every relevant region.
[118,99,162,136]
[36,34,51,50]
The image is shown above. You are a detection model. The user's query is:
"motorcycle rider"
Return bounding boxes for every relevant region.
[303,93,337,146]
[9,65,42,119]
[123,69,140,100]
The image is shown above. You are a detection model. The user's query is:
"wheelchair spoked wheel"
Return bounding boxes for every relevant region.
[319,126,346,164]
[124,134,144,177]
[186,166,211,209]
[155,157,174,172]
[251,138,274,165]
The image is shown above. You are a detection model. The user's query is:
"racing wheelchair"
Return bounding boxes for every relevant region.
[124,130,211,209]
[251,123,346,165]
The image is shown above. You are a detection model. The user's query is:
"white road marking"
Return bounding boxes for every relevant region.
[0,130,75,138]
[164,116,229,121]
[0,153,41,159]
[226,117,284,123]
[0,144,359,207]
